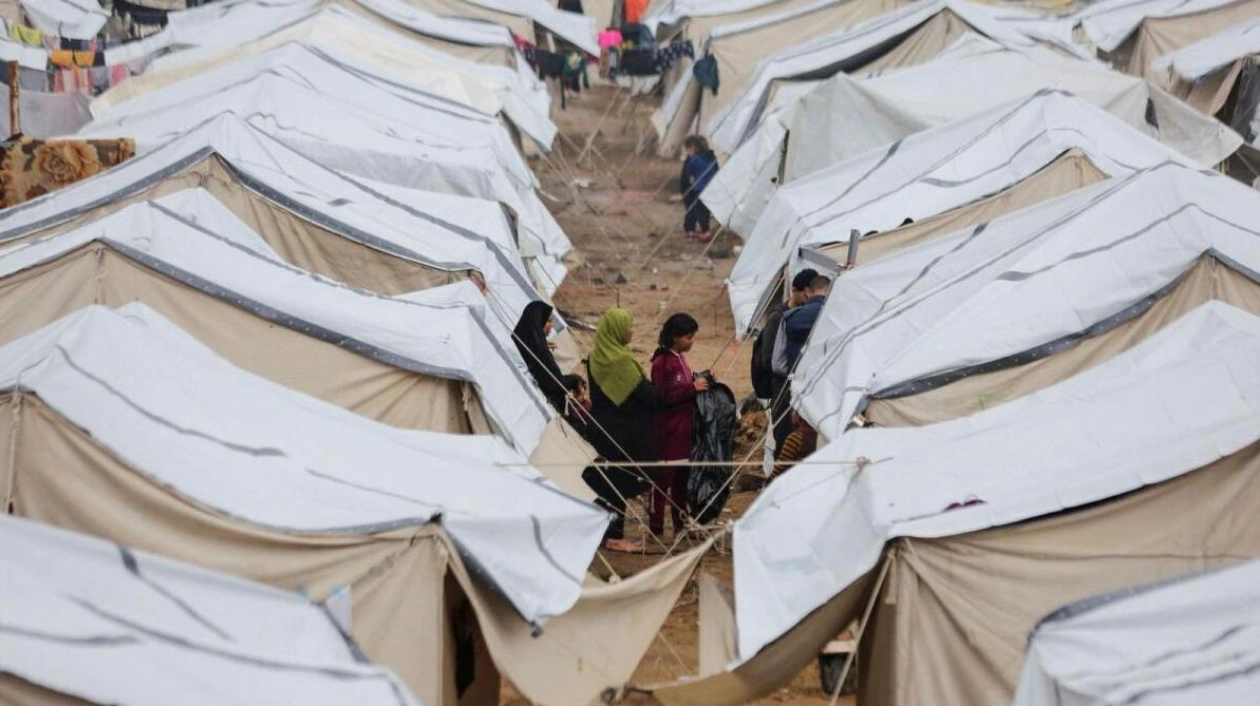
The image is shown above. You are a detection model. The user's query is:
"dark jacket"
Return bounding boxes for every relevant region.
[750,307,783,399]
[679,150,719,200]
[782,295,825,371]
[587,363,659,464]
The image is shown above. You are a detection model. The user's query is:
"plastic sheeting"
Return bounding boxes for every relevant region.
[725,91,1189,335]
[0,515,417,705]
[1017,559,1260,704]
[688,381,737,524]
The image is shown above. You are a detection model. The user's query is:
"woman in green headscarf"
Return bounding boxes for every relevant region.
[583,308,659,552]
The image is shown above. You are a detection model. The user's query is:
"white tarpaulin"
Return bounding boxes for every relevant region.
[737,298,1260,660]
[1016,559,1260,704]
[19,0,107,39]
[84,71,571,286]
[163,0,517,51]
[98,6,557,149]
[790,163,1260,440]
[0,302,606,625]
[0,199,561,466]
[0,114,560,326]
[0,514,417,705]
[725,91,1190,334]
[704,38,1242,256]
[1077,0,1255,52]
[706,0,1038,154]
[784,43,1240,182]
[1150,14,1260,80]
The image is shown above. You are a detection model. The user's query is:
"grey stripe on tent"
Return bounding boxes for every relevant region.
[799,165,1169,430]
[117,545,234,642]
[805,89,1072,225]
[233,130,549,307]
[0,623,138,646]
[0,148,217,242]
[67,599,410,688]
[109,240,472,382]
[531,516,583,585]
[1034,561,1241,633]
[52,344,287,458]
[870,269,1187,400]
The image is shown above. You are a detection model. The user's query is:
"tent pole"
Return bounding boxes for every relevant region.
[7,61,18,138]
[829,553,892,705]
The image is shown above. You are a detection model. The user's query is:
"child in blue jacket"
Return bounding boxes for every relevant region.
[680,135,719,242]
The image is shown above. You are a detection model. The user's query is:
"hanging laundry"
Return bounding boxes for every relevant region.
[536,50,565,80]
[0,136,135,207]
[91,66,109,91]
[598,29,622,50]
[108,63,130,87]
[654,40,694,72]
[8,23,43,47]
[114,0,171,28]
[49,50,97,68]
[624,0,648,24]
[53,67,93,93]
[619,48,657,76]
[512,32,538,69]
[693,55,719,95]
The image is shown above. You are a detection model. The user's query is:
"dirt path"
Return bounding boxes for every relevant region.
[497,83,841,706]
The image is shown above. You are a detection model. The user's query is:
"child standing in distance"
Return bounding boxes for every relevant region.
[650,313,708,540]
[680,135,720,243]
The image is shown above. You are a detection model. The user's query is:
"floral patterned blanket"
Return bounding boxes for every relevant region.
[0,136,135,208]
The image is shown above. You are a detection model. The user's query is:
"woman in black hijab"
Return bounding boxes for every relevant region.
[513,301,568,412]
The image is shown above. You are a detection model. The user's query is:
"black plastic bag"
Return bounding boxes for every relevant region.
[688,374,736,524]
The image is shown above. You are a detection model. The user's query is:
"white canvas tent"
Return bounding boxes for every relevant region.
[672,299,1260,704]
[1148,17,1260,141]
[1077,0,1260,78]
[0,302,611,704]
[1016,559,1260,704]
[412,0,599,55]
[650,0,905,156]
[0,514,417,705]
[703,38,1242,241]
[0,115,571,344]
[158,0,523,66]
[17,0,107,39]
[706,0,1041,155]
[79,81,572,297]
[788,163,1260,441]
[0,198,599,492]
[96,5,557,151]
[725,91,1191,334]
[86,51,533,188]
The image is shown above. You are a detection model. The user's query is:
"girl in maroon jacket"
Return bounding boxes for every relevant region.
[650,313,708,538]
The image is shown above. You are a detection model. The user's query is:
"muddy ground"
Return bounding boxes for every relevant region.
[498,84,847,705]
